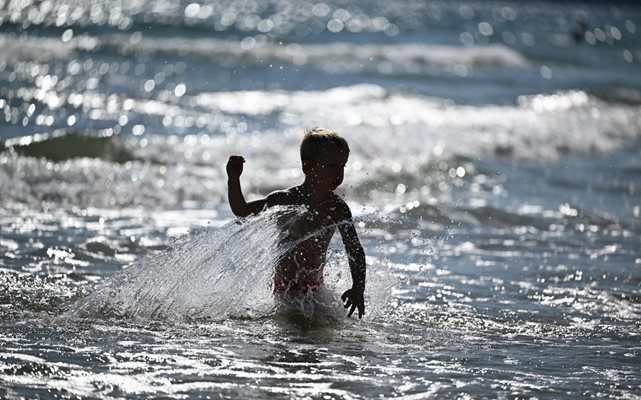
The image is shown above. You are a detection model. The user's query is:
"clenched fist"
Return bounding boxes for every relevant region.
[226,155,245,180]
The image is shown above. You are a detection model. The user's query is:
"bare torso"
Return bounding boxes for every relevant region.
[267,186,348,285]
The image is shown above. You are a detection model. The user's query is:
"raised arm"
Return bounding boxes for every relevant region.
[226,155,267,217]
[338,206,366,319]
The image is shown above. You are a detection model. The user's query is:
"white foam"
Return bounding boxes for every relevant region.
[0,34,75,63]
[191,84,389,116]
[191,86,641,175]
[104,35,528,69]
[0,32,527,69]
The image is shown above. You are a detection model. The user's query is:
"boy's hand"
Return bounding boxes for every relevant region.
[341,288,365,319]
[226,155,245,180]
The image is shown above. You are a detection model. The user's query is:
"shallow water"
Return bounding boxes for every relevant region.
[2,0,641,398]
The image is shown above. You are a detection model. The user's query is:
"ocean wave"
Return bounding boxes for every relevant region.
[0,34,76,63]
[2,86,640,209]
[0,32,528,69]
[191,86,641,163]
[104,35,529,68]
[0,0,402,39]
[3,131,136,163]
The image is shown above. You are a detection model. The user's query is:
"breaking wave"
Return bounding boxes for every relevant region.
[2,86,640,209]
[0,32,528,69]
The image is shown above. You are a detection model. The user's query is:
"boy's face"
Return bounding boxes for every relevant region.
[305,146,349,192]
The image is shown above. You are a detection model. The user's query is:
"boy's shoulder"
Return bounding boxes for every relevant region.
[322,193,352,223]
[325,192,353,219]
[265,186,301,206]
[327,191,348,206]
[265,187,352,218]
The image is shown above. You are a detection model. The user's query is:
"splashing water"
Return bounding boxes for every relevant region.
[70,206,398,323]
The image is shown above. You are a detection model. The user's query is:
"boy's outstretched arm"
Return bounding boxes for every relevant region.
[339,210,366,319]
[226,155,267,217]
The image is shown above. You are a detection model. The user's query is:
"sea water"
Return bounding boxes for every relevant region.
[1,0,641,398]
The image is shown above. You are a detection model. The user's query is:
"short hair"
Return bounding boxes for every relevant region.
[300,127,350,162]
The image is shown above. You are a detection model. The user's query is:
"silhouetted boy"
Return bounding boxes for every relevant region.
[226,127,366,318]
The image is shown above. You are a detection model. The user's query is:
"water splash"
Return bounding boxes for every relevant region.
[70,207,296,321]
[69,206,397,322]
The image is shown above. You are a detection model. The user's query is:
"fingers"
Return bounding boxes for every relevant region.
[342,289,365,319]
[343,292,355,318]
[343,298,352,309]
[348,303,356,318]
[349,301,364,319]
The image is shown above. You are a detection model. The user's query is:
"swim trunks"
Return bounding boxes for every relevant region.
[273,279,324,295]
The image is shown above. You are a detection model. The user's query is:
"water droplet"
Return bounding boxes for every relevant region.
[61,29,73,42]
[478,22,493,36]
[312,3,330,17]
[540,66,553,80]
[327,19,344,33]
[132,124,145,136]
[174,84,186,97]
[184,3,200,18]
[143,80,155,92]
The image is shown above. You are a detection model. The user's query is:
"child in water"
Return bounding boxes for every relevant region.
[226,127,366,318]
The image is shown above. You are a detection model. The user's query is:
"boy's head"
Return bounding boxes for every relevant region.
[300,127,350,190]
[300,127,349,164]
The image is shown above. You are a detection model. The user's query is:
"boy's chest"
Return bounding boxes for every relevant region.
[295,208,339,229]
[287,202,341,238]
[303,199,342,225]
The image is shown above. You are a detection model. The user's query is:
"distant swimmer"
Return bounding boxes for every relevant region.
[226,127,366,318]
[572,17,588,44]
